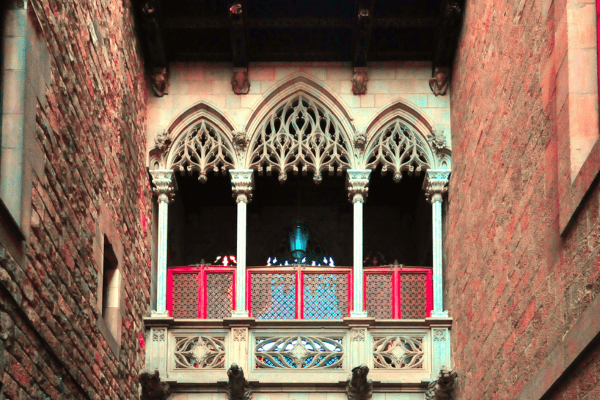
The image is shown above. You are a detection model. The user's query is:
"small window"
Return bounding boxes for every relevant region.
[102,236,120,337]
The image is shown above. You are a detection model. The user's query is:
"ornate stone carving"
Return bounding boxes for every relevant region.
[230,169,254,203]
[232,68,251,95]
[353,131,367,154]
[347,169,371,203]
[174,335,226,369]
[150,170,177,204]
[433,329,447,342]
[154,130,171,152]
[426,367,458,400]
[233,328,247,342]
[171,120,236,182]
[352,67,368,95]
[233,131,249,151]
[152,328,166,342]
[424,169,450,203]
[427,126,447,154]
[151,67,169,97]
[372,335,425,369]
[365,119,432,182]
[139,369,171,400]
[346,365,373,400]
[248,94,351,183]
[351,328,366,342]
[429,67,448,96]
[254,335,344,369]
[226,363,252,400]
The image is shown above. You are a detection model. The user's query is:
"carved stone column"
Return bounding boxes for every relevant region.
[424,169,450,318]
[150,170,177,316]
[347,169,371,317]
[230,170,254,317]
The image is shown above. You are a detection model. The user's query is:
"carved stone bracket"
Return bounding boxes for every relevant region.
[346,365,373,400]
[425,366,458,400]
[427,125,448,154]
[151,67,169,97]
[139,369,171,400]
[352,67,368,95]
[232,68,251,95]
[150,170,178,203]
[230,169,254,203]
[226,363,252,400]
[347,169,371,204]
[423,169,450,203]
[429,67,449,97]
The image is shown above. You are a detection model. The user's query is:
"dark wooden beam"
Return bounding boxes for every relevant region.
[432,0,463,72]
[163,17,437,30]
[229,0,248,68]
[141,0,167,68]
[352,0,375,68]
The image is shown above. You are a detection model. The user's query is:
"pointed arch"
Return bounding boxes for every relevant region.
[359,98,451,178]
[243,73,357,182]
[149,101,241,181]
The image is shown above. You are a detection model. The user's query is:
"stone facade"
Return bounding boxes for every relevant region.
[447,0,600,399]
[0,0,150,399]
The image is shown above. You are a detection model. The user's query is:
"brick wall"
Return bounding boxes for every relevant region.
[447,0,600,399]
[0,0,150,399]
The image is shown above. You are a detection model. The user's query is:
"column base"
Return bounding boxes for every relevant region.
[350,310,368,318]
[231,310,249,318]
[430,310,449,318]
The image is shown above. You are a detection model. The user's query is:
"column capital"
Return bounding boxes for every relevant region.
[347,169,371,204]
[150,169,178,203]
[230,169,254,204]
[424,169,450,203]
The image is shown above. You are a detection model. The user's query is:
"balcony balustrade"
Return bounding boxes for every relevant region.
[166,265,433,320]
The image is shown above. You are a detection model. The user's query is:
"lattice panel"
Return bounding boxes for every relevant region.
[172,273,199,318]
[206,272,233,319]
[255,336,344,369]
[303,274,349,320]
[401,273,427,319]
[174,335,226,369]
[250,273,296,319]
[372,335,424,369]
[365,273,393,319]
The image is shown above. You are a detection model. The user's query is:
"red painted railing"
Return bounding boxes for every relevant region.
[167,265,432,320]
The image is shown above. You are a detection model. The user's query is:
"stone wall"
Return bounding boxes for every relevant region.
[0,0,150,399]
[447,0,600,399]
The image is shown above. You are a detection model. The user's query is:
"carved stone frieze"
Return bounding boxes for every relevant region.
[352,67,368,95]
[230,169,254,203]
[423,169,450,203]
[232,68,251,95]
[139,370,171,400]
[425,366,458,400]
[429,67,448,96]
[150,170,177,204]
[347,169,371,204]
[346,365,373,400]
[226,363,252,400]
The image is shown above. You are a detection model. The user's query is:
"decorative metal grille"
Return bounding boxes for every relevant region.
[170,120,235,182]
[303,273,349,320]
[372,335,424,369]
[250,273,296,319]
[401,273,427,319]
[174,335,226,369]
[365,119,432,182]
[255,336,344,369]
[249,94,351,183]
[365,273,393,319]
[172,272,199,318]
[206,272,234,319]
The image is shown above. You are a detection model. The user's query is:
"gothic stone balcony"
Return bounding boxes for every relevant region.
[144,265,451,391]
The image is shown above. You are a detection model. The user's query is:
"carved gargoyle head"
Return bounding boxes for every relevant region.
[139,369,171,400]
[352,68,368,95]
[429,67,448,96]
[154,130,171,151]
[428,126,447,153]
[232,69,250,95]
[437,366,458,390]
[151,67,168,97]
[351,365,370,387]
[233,131,249,150]
[354,131,367,150]
[227,363,252,400]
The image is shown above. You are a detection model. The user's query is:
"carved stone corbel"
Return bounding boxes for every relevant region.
[226,363,252,400]
[352,67,368,95]
[429,67,449,96]
[139,369,171,400]
[346,365,373,400]
[425,366,458,400]
[151,67,169,97]
[232,67,251,95]
[150,170,178,203]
